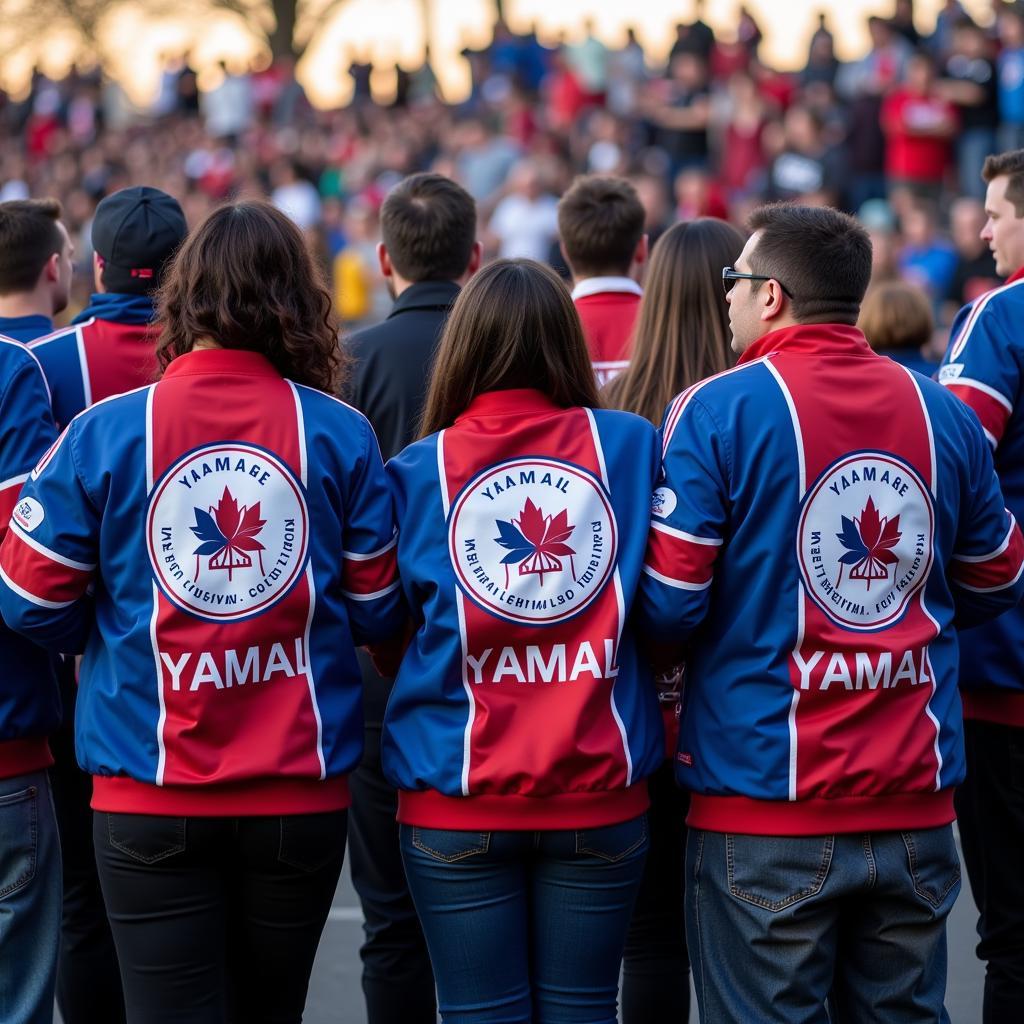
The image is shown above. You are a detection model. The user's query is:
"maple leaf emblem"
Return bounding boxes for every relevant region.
[493,498,576,587]
[190,487,267,581]
[836,496,901,590]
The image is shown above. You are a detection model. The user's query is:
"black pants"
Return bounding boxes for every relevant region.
[50,661,126,1024]
[956,718,1024,1024]
[621,760,690,1022]
[93,809,347,1024]
[348,725,436,1024]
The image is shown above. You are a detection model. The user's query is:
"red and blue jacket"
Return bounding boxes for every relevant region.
[381,389,664,830]
[639,325,1024,836]
[0,335,60,780]
[29,293,158,429]
[0,348,403,814]
[940,267,1024,726]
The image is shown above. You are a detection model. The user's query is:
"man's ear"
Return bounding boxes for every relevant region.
[43,251,61,284]
[466,240,483,276]
[760,279,787,322]
[377,242,393,278]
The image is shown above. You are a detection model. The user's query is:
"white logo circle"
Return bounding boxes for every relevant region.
[651,486,677,519]
[798,452,934,631]
[448,458,618,625]
[147,443,309,622]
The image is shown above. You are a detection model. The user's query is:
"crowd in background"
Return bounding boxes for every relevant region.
[0,0,1021,348]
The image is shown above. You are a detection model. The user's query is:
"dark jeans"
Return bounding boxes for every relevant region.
[686,826,959,1024]
[93,809,347,1024]
[0,769,61,1024]
[621,761,689,1023]
[401,815,649,1024]
[348,725,436,1023]
[50,663,125,1023]
[956,719,1024,1023]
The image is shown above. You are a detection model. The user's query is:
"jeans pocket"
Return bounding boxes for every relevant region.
[0,785,37,900]
[410,826,490,863]
[575,814,649,863]
[278,811,348,872]
[727,834,834,912]
[901,826,961,908]
[106,813,186,865]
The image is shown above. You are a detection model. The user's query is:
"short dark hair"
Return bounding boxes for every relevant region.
[983,149,1024,217]
[0,198,64,295]
[746,204,872,324]
[380,173,476,283]
[156,201,344,393]
[557,176,645,278]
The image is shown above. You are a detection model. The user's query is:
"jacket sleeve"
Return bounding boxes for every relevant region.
[637,396,728,639]
[339,419,405,645]
[0,418,98,652]
[949,407,1024,628]
[940,301,1020,449]
[0,351,58,536]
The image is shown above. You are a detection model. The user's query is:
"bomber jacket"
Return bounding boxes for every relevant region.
[382,389,664,830]
[639,324,1024,835]
[940,267,1024,725]
[0,336,60,780]
[0,348,403,814]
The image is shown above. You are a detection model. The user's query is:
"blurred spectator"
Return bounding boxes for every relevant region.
[718,72,774,199]
[606,27,647,117]
[348,54,374,105]
[943,195,1002,316]
[858,279,939,374]
[566,17,609,98]
[201,61,253,140]
[892,0,922,47]
[487,159,559,260]
[802,15,839,88]
[938,18,998,198]
[997,4,1024,152]
[644,52,711,174]
[763,105,844,206]
[668,4,715,64]
[882,50,958,201]
[270,159,321,230]
[898,198,958,300]
[737,6,764,57]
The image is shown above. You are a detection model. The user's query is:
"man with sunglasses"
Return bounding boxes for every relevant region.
[639,203,1024,1022]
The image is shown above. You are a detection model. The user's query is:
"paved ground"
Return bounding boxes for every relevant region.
[305,833,986,1024]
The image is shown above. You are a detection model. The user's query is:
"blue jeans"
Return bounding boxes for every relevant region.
[0,769,62,1024]
[686,826,959,1024]
[400,815,649,1024]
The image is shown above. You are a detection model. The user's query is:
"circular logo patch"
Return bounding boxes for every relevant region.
[798,452,934,631]
[448,458,618,625]
[147,443,309,622]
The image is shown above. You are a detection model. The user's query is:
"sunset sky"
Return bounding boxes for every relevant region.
[0,0,997,109]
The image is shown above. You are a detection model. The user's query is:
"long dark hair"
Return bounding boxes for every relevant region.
[156,201,344,393]
[419,258,600,436]
[603,219,745,424]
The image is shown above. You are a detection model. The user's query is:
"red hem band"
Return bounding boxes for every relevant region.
[91,775,350,816]
[687,790,955,836]
[397,784,649,830]
[0,737,53,781]
[961,689,1024,728]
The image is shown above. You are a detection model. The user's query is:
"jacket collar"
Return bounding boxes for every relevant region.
[388,280,461,318]
[570,276,643,300]
[455,388,562,424]
[72,292,155,326]
[1007,266,1024,285]
[162,348,282,380]
[737,323,873,365]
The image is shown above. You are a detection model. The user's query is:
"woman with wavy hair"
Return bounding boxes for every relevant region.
[378,258,664,1023]
[0,201,404,1023]
[604,216,745,1024]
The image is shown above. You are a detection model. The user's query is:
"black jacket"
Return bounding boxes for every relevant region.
[345,280,459,462]
[345,279,460,724]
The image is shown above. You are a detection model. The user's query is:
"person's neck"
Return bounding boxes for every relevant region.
[0,291,53,321]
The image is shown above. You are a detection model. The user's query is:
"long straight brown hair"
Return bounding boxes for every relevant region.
[419,258,600,437]
[603,219,746,424]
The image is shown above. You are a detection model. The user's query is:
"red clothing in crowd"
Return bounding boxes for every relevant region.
[881,89,958,184]
[571,277,642,386]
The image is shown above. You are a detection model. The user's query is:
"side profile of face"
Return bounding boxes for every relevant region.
[42,220,74,315]
[981,175,1024,278]
[727,229,772,354]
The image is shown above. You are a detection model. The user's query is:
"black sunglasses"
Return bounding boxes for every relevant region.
[722,266,794,299]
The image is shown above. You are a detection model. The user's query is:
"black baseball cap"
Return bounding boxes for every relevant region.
[92,186,187,296]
